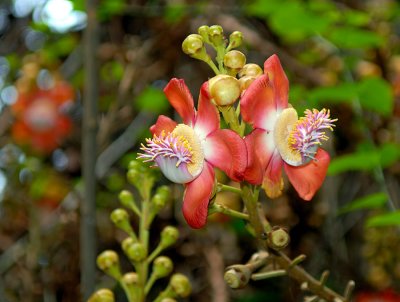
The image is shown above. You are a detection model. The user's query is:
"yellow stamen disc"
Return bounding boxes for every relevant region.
[172,124,204,177]
[273,108,303,166]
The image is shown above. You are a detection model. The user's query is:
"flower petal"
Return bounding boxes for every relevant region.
[164,78,195,126]
[263,54,289,111]
[150,115,177,136]
[240,74,277,130]
[262,149,284,199]
[182,162,215,228]
[203,129,247,181]
[193,82,220,140]
[284,148,330,201]
[243,129,275,184]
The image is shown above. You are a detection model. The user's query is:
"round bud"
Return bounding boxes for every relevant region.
[110,208,129,225]
[151,185,171,210]
[127,169,140,186]
[118,190,134,208]
[161,299,177,302]
[160,226,179,247]
[238,63,263,78]
[88,288,115,302]
[224,267,251,289]
[198,25,210,42]
[153,256,174,278]
[125,241,147,262]
[224,50,246,70]
[182,34,204,55]
[268,227,290,250]
[97,250,119,271]
[208,25,224,47]
[238,75,257,93]
[170,273,192,298]
[228,31,243,49]
[128,160,141,171]
[122,272,139,285]
[209,75,241,106]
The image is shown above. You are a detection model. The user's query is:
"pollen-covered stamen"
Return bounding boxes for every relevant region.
[289,109,337,162]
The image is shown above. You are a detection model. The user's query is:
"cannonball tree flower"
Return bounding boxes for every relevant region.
[138,78,247,228]
[240,55,337,200]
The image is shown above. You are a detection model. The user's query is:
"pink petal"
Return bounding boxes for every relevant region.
[182,162,215,228]
[240,74,277,130]
[243,129,275,184]
[262,149,284,199]
[263,54,289,111]
[164,78,195,126]
[150,115,177,136]
[193,82,220,140]
[203,129,247,182]
[284,148,330,201]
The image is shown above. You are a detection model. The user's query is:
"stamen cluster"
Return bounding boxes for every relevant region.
[289,109,337,161]
[138,132,193,167]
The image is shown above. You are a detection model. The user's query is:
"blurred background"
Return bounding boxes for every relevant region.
[0,0,399,301]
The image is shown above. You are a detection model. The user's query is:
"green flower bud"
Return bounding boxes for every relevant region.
[127,169,140,186]
[224,50,246,72]
[153,256,174,278]
[238,75,257,93]
[160,226,179,248]
[224,267,250,289]
[151,185,171,211]
[110,208,134,235]
[209,75,241,106]
[121,272,139,285]
[197,25,210,43]
[227,31,243,50]
[267,227,290,250]
[238,63,263,78]
[208,25,224,47]
[97,250,121,279]
[161,299,177,302]
[122,238,147,262]
[170,273,191,298]
[88,288,115,302]
[182,34,204,56]
[128,159,142,171]
[118,190,135,208]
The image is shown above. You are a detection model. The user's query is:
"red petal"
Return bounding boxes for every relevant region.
[182,162,215,228]
[240,74,277,130]
[203,129,247,182]
[150,115,177,136]
[262,150,284,199]
[194,82,220,140]
[243,129,275,184]
[284,148,330,201]
[164,78,195,126]
[263,54,289,111]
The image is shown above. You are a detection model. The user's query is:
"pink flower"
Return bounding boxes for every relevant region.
[240,55,336,200]
[138,78,247,228]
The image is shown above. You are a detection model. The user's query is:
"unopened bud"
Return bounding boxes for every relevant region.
[153,256,174,278]
[170,273,191,298]
[238,63,263,78]
[161,299,177,302]
[182,34,204,55]
[127,169,140,186]
[224,50,246,71]
[268,227,290,250]
[151,185,171,210]
[209,75,240,106]
[97,250,121,279]
[121,272,139,285]
[110,208,134,235]
[227,31,243,50]
[160,226,179,248]
[88,288,115,302]
[122,238,147,262]
[224,265,251,289]
[198,25,210,43]
[238,75,257,93]
[208,25,225,47]
[118,190,135,208]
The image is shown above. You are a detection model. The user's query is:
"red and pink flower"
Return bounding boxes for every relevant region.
[240,55,337,200]
[138,78,247,228]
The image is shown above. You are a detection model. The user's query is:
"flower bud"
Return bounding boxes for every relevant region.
[160,226,179,248]
[238,75,257,93]
[238,63,263,78]
[161,299,177,302]
[127,169,140,186]
[88,289,115,302]
[153,256,174,278]
[208,25,225,47]
[224,50,246,71]
[122,272,139,285]
[209,75,241,106]
[110,208,134,235]
[122,238,147,262]
[118,190,135,208]
[227,31,243,49]
[170,273,192,298]
[198,25,210,43]
[267,227,290,250]
[182,34,204,55]
[97,250,121,279]
[151,185,171,211]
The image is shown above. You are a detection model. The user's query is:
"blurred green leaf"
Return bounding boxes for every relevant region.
[98,0,126,20]
[70,0,85,11]
[342,9,371,26]
[366,211,400,227]
[164,4,186,23]
[101,61,124,83]
[338,192,388,215]
[379,143,400,167]
[134,86,169,114]
[307,82,357,106]
[326,27,384,49]
[357,77,393,116]
[245,0,282,17]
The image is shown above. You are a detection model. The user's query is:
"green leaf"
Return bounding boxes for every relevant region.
[357,77,393,116]
[134,86,169,114]
[343,9,371,26]
[328,151,380,175]
[164,4,186,23]
[366,211,400,227]
[338,192,388,215]
[327,27,384,49]
[307,82,357,106]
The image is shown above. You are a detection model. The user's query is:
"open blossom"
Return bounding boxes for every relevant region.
[240,54,337,200]
[138,78,246,228]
